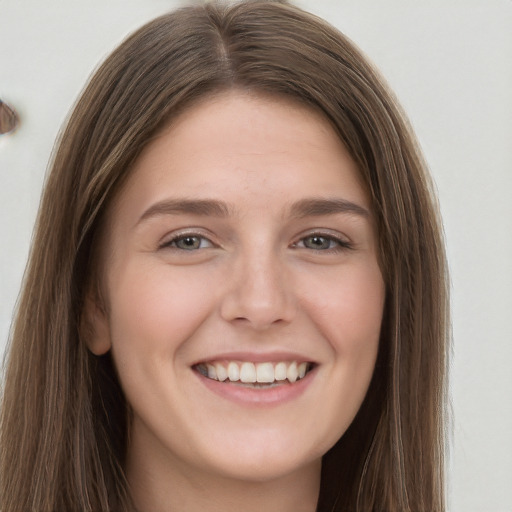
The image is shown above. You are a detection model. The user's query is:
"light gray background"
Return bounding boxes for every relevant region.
[1,1,511,510]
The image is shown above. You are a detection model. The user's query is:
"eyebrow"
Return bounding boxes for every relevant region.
[289,198,370,219]
[137,196,370,226]
[138,198,233,224]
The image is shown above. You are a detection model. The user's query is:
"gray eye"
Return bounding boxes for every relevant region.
[175,236,203,250]
[302,236,334,250]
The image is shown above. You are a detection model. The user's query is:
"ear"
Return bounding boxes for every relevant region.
[81,293,112,355]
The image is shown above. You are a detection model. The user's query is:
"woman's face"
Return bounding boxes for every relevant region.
[88,91,385,485]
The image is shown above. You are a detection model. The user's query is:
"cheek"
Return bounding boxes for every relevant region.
[107,260,218,359]
[300,262,385,355]
[291,263,384,452]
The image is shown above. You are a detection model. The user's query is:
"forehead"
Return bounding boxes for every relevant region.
[113,90,368,217]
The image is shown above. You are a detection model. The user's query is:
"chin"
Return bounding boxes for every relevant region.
[193,427,328,483]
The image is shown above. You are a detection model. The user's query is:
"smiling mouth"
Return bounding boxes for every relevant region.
[193,360,314,387]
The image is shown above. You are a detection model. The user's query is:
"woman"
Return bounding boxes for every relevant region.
[0,1,449,511]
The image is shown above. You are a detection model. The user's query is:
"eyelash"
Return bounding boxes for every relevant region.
[160,232,215,251]
[291,232,352,253]
[160,231,352,253]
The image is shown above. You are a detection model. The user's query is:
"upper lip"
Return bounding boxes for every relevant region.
[191,350,317,366]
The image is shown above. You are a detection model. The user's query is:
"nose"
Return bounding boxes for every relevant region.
[220,248,296,330]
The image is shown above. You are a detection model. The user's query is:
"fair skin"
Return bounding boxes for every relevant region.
[87,91,385,512]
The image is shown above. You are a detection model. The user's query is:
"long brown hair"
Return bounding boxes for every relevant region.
[0,1,449,510]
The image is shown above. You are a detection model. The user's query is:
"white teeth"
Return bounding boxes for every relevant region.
[207,363,217,380]
[227,361,240,382]
[287,361,298,383]
[240,362,257,383]
[274,362,287,381]
[216,363,228,382]
[256,362,274,383]
[198,360,311,384]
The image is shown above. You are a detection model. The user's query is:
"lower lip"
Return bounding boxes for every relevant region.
[194,368,316,407]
